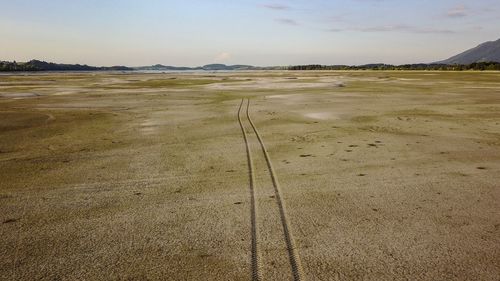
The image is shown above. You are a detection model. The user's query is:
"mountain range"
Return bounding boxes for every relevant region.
[2,38,500,72]
[0,60,281,72]
[134,63,278,71]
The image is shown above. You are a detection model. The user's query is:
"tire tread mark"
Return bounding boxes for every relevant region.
[238,99,261,281]
[245,99,305,281]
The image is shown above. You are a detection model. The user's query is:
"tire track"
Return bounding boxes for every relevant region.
[238,99,261,281]
[245,99,305,281]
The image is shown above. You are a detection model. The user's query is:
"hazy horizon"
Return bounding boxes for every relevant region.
[1,0,500,67]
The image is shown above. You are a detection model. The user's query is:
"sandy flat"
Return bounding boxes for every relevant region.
[1,71,499,281]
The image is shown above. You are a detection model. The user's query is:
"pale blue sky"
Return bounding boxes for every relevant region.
[1,0,499,66]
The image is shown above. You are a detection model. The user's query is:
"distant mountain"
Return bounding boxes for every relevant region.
[0,60,283,72]
[201,64,257,70]
[5,58,499,73]
[0,60,131,71]
[134,64,264,71]
[435,38,500,64]
[134,64,199,71]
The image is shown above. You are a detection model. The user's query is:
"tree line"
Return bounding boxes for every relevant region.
[2,60,500,72]
[0,60,131,71]
[287,62,500,71]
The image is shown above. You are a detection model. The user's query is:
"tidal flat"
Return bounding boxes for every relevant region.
[1,71,500,280]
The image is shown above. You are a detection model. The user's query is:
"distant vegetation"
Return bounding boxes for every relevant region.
[134,63,281,71]
[287,62,500,71]
[2,60,500,72]
[0,60,280,72]
[0,60,131,71]
[2,39,500,72]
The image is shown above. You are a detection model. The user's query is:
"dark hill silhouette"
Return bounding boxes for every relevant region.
[0,60,131,71]
[435,38,500,64]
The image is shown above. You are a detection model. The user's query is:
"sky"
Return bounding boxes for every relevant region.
[1,0,499,66]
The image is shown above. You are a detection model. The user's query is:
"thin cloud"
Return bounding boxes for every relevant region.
[447,5,468,18]
[357,24,410,32]
[412,27,454,34]
[262,4,291,10]
[275,18,299,25]
[327,14,350,23]
[328,28,344,32]
[327,24,454,34]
